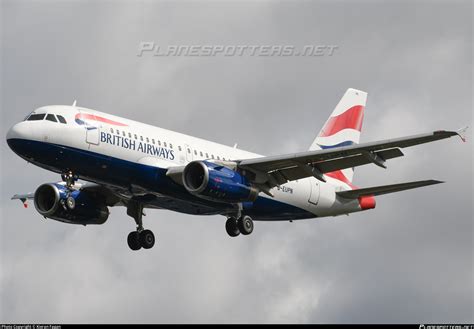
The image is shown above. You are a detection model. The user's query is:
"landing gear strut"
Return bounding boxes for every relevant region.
[60,170,78,210]
[225,215,254,237]
[126,200,155,250]
[61,170,78,188]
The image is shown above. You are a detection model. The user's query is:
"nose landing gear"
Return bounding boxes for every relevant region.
[60,170,78,211]
[61,170,78,189]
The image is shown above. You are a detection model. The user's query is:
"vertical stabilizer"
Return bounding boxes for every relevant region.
[309,88,367,183]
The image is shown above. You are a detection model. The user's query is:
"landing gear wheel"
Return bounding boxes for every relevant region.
[139,230,155,249]
[238,216,254,235]
[127,231,141,251]
[66,196,75,210]
[225,217,240,237]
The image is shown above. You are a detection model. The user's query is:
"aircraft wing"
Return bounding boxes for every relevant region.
[11,193,35,207]
[237,130,464,190]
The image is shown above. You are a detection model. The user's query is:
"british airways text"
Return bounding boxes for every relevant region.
[100,132,175,160]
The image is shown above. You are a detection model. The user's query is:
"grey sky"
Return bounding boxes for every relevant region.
[1,0,472,323]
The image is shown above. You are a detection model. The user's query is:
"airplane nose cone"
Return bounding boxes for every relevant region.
[7,122,23,140]
[6,122,33,156]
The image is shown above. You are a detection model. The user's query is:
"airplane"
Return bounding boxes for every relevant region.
[6,88,467,250]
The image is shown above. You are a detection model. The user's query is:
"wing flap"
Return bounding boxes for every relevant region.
[239,130,457,172]
[336,179,443,199]
[316,148,403,173]
[265,148,404,183]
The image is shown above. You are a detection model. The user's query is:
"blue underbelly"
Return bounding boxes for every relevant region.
[7,138,315,221]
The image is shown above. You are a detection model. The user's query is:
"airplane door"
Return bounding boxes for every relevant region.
[78,110,100,146]
[308,179,320,205]
[184,144,193,162]
[86,126,100,145]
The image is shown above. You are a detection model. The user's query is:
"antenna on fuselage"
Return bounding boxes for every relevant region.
[233,143,238,149]
[72,100,77,107]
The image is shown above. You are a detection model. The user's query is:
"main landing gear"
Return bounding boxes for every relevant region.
[225,215,254,237]
[126,200,155,251]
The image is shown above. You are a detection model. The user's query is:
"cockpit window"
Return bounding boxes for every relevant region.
[46,114,57,122]
[57,115,67,124]
[27,114,46,121]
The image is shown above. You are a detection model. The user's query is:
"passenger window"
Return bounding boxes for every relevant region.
[169,143,173,149]
[140,136,143,141]
[46,114,57,122]
[27,114,46,121]
[57,115,67,124]
[134,134,137,139]
[194,150,197,155]
[116,130,120,135]
[152,139,155,144]
[146,137,149,143]
[178,146,182,151]
[164,142,167,147]
[205,153,209,158]
[122,131,126,137]
[187,148,191,154]
[128,132,132,138]
[158,140,161,146]
[217,156,220,160]
[211,154,215,159]
[200,151,203,157]
[110,128,114,133]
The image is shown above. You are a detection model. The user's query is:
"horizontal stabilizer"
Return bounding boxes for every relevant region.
[336,179,443,199]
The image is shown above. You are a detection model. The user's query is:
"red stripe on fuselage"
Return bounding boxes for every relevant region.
[319,105,364,137]
[76,113,128,127]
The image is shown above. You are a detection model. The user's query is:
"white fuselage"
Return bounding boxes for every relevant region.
[7,105,367,220]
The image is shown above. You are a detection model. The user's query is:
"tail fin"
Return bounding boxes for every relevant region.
[309,88,367,183]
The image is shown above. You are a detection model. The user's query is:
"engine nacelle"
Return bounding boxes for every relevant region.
[183,161,259,203]
[34,183,109,225]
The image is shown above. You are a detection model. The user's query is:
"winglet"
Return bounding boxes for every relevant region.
[13,197,29,208]
[456,126,468,142]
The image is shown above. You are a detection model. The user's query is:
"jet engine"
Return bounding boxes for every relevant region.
[34,183,109,225]
[182,161,258,203]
